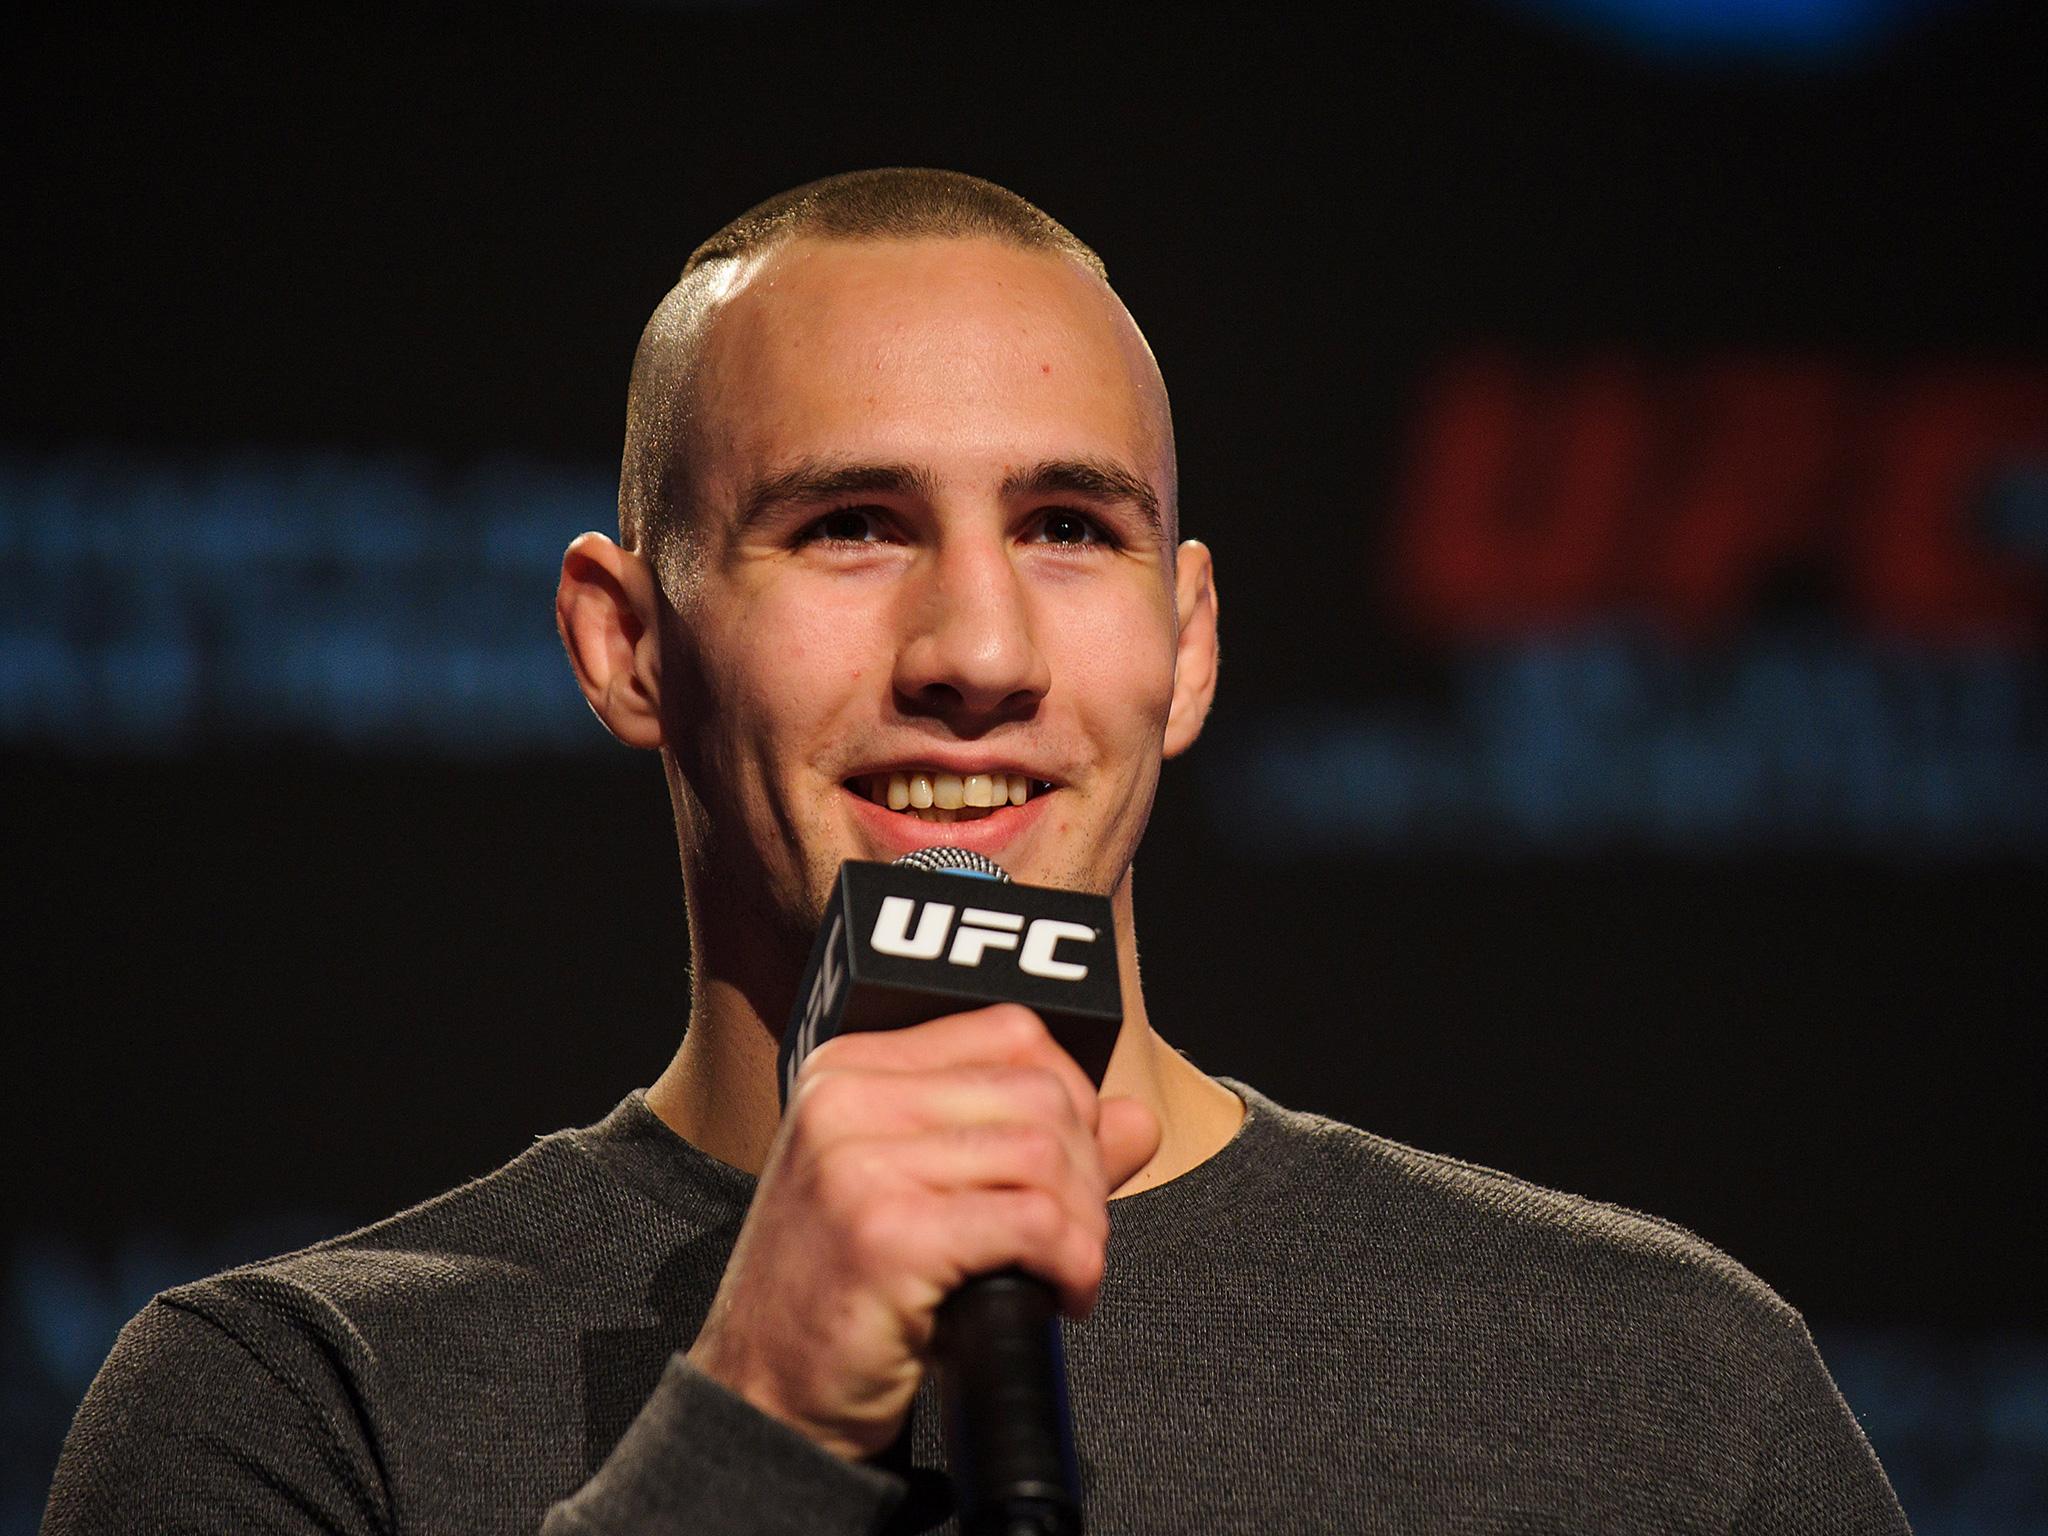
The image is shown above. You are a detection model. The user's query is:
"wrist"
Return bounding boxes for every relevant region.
[684,1334,876,1463]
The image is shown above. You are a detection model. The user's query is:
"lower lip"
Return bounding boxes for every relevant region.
[842,785,1056,862]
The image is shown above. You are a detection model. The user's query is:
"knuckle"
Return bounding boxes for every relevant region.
[791,1064,869,1128]
[782,1076,836,1147]
[979,1064,1068,1123]
[990,1004,1047,1046]
[800,1034,856,1077]
[1021,1068,1072,1121]
[788,1054,833,1109]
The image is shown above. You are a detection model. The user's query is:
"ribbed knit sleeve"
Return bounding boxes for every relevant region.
[541,1357,904,1536]
[49,1297,906,1536]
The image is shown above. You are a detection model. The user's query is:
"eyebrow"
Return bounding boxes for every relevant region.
[1002,458,1163,538]
[735,460,944,532]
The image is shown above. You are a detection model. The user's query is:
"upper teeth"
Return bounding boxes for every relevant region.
[857,771,1038,815]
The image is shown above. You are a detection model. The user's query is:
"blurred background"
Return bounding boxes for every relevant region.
[4,0,2043,1529]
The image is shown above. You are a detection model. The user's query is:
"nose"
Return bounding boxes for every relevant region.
[891,532,1051,728]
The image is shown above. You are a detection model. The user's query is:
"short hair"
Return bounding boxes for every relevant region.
[684,168,1107,285]
[620,169,1112,584]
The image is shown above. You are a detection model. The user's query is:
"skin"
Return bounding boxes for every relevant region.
[555,234,1240,1460]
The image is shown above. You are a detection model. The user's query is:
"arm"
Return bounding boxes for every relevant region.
[51,1295,904,1536]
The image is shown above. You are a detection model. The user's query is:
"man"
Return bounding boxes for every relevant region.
[45,170,1909,1533]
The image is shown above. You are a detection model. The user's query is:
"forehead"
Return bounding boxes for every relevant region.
[690,236,1170,498]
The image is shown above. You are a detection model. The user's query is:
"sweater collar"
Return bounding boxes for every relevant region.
[569,1077,1305,1253]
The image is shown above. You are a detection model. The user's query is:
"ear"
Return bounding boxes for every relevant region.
[556,531,666,750]
[1163,539,1219,759]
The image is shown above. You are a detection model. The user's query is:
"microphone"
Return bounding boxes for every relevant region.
[780,849,1123,1536]
[778,852,1121,1103]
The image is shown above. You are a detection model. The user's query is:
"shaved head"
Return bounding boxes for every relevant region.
[618,169,1176,592]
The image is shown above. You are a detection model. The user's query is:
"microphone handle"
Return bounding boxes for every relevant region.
[937,1268,1083,1536]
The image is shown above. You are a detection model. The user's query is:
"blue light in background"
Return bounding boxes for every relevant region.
[1209,632,2047,858]
[4,1217,340,1536]
[1490,0,1974,63]
[0,446,616,755]
[1818,1326,2048,1534]
[1985,461,2048,561]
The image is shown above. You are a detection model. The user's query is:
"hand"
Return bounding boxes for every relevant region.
[685,1004,1161,1461]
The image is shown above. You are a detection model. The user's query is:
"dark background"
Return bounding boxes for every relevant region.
[5,1,2044,1529]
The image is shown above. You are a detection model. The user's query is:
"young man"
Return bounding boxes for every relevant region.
[46,170,1909,1533]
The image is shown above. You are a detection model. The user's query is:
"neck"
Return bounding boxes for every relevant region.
[645,875,1243,1195]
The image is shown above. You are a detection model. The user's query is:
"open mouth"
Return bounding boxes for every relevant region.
[846,771,1054,824]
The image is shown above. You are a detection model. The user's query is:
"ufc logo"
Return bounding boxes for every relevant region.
[870,897,1096,981]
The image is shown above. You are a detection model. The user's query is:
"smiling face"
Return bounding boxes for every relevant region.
[654,235,1216,957]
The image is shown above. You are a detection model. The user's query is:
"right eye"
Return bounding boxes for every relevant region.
[801,507,887,544]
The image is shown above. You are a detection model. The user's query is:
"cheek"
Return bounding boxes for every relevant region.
[1049,595,1178,734]
[708,587,883,758]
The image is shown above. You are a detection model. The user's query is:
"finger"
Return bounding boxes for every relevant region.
[892,1189,1108,1320]
[818,1121,1113,1248]
[793,1060,1090,1151]
[1097,1096,1163,1194]
[801,1005,1100,1130]
[852,1119,1082,1191]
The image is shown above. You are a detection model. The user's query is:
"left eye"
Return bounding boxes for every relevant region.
[1034,510,1107,546]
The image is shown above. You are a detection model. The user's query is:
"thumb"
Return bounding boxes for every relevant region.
[1096,1097,1164,1195]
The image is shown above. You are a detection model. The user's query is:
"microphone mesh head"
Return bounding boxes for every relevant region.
[892,846,1010,881]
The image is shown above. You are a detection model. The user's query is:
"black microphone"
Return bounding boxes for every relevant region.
[780,850,1123,1536]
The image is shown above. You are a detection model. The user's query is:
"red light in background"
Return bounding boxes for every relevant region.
[1395,354,2047,646]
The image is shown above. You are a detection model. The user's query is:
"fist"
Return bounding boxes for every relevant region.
[685,1004,1161,1460]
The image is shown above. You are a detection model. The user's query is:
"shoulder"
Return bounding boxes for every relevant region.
[1228,1081,1804,1347]
[180,1122,596,1320]
[1109,1083,1908,1527]
[47,1289,398,1535]
[151,1094,726,1375]
[52,1097,747,1530]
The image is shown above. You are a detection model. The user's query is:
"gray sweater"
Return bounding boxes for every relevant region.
[44,1083,1908,1534]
